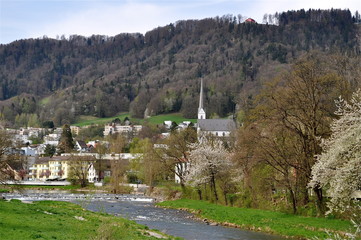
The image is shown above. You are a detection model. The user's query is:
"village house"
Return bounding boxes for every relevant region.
[103,124,143,136]
[75,140,90,152]
[29,153,140,183]
[70,126,81,135]
[29,155,97,182]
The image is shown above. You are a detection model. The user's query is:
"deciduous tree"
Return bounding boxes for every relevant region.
[310,89,361,214]
[186,138,233,202]
[68,155,95,187]
[248,54,350,213]
[156,127,197,189]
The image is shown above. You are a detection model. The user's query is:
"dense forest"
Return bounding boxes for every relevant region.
[0,9,360,127]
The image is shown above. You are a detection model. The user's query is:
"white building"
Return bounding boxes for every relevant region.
[103,124,143,136]
[196,79,237,137]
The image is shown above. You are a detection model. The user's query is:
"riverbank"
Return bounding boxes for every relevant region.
[0,199,178,240]
[157,199,356,239]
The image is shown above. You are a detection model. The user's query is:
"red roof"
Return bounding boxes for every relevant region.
[245,18,256,23]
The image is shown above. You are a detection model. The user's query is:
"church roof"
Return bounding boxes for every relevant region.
[197,119,237,132]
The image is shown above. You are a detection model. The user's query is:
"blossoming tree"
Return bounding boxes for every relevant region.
[186,138,233,202]
[310,89,361,214]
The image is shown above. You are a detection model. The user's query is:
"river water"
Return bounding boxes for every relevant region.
[3,191,285,240]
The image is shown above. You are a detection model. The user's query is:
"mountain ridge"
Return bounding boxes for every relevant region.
[0,9,360,127]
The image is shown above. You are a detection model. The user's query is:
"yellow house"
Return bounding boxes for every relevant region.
[29,155,97,182]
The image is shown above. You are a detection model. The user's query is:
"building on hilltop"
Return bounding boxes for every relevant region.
[245,18,256,23]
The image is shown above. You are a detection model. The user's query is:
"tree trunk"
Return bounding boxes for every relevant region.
[288,186,297,214]
[224,193,228,206]
[313,186,325,215]
[180,181,186,192]
[210,174,218,202]
[197,188,202,200]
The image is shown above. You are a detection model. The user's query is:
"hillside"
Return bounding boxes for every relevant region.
[0,9,360,127]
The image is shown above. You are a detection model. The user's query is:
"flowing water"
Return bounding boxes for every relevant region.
[3,191,285,240]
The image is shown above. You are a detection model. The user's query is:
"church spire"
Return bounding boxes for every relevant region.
[198,78,206,119]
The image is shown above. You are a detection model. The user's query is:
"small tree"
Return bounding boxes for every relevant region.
[58,169,64,178]
[44,169,51,178]
[110,158,129,193]
[130,138,165,192]
[44,144,56,157]
[156,127,197,190]
[18,169,27,180]
[57,124,74,154]
[68,155,95,187]
[0,131,15,183]
[186,138,233,202]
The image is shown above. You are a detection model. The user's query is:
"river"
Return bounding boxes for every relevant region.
[3,191,285,240]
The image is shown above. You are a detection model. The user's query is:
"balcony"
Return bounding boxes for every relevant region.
[29,167,37,170]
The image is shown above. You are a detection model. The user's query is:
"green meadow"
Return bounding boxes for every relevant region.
[74,113,196,127]
[0,199,178,240]
[158,199,356,239]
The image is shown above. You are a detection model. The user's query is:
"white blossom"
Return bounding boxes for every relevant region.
[185,138,233,187]
[310,89,361,213]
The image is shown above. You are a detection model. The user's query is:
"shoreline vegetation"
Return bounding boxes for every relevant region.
[0,199,179,240]
[157,199,355,239]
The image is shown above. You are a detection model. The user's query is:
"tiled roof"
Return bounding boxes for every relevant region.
[197,119,237,132]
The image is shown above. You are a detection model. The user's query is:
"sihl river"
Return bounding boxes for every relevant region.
[3,191,285,240]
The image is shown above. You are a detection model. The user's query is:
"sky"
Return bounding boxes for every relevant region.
[0,0,360,44]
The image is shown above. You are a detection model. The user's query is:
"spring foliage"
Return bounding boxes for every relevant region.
[310,89,361,213]
[186,138,233,191]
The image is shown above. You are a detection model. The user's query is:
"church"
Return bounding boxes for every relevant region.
[196,79,237,137]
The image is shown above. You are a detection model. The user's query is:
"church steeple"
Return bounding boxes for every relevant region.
[198,78,206,119]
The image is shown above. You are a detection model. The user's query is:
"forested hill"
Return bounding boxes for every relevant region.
[0,9,360,127]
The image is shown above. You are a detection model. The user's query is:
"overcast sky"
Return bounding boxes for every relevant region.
[0,0,359,44]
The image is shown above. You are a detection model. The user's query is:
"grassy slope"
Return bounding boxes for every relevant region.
[74,113,196,127]
[74,113,131,127]
[157,199,354,239]
[0,200,178,240]
[145,113,197,125]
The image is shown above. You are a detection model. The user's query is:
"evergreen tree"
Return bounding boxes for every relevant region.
[57,124,74,154]
[44,144,56,157]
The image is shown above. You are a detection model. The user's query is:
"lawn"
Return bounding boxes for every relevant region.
[74,113,130,127]
[157,199,356,239]
[145,113,196,125]
[0,199,178,240]
[74,113,196,127]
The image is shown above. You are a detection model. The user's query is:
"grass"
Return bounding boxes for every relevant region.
[39,96,51,106]
[145,113,196,125]
[74,113,131,127]
[157,199,356,239]
[73,112,196,127]
[0,199,179,240]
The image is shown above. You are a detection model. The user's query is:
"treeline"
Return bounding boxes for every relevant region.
[0,9,360,127]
